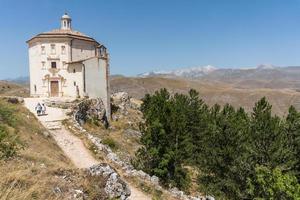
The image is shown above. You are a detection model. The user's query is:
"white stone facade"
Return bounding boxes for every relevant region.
[27,13,111,118]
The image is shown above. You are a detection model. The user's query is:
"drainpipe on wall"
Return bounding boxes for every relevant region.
[82,64,86,95]
[70,39,73,62]
[106,53,111,120]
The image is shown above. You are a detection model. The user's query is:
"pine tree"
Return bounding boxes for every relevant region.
[135,89,191,189]
[286,105,300,177]
[198,104,250,199]
[185,89,208,165]
[248,97,296,170]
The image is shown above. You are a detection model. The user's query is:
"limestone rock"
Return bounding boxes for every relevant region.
[74,98,107,126]
[105,172,131,200]
[4,96,24,104]
[111,92,131,115]
[150,175,160,185]
[89,163,115,178]
[124,129,142,138]
[111,92,130,105]
[88,163,131,200]
[42,131,50,137]
[206,196,215,200]
[129,98,142,109]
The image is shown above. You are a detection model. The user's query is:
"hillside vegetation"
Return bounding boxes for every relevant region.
[0,81,29,97]
[0,99,107,200]
[133,89,300,199]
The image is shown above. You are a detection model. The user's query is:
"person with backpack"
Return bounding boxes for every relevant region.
[35,103,42,116]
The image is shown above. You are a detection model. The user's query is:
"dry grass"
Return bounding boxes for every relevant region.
[0,81,29,97]
[0,99,107,200]
[111,76,300,116]
[83,107,143,163]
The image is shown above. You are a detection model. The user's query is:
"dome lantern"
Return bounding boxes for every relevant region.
[61,13,72,30]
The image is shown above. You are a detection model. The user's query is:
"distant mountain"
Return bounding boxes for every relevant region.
[138,65,300,89]
[5,76,29,85]
[138,65,217,78]
[110,75,300,116]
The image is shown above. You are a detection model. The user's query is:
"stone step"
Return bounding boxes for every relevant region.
[45,121,62,130]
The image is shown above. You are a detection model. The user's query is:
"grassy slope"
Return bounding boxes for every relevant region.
[0,99,107,200]
[0,81,29,97]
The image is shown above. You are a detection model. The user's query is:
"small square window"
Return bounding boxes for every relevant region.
[42,61,45,69]
[51,62,57,68]
[61,46,66,55]
[73,69,76,73]
[41,46,45,55]
[51,44,56,54]
[74,81,76,86]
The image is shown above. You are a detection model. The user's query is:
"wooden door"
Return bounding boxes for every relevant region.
[50,81,59,97]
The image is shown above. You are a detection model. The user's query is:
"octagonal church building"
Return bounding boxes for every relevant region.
[27,13,110,117]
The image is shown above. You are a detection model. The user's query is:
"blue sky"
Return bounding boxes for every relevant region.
[1,0,300,79]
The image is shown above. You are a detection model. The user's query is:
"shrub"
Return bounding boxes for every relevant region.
[0,125,20,159]
[0,100,22,159]
[246,165,300,200]
[102,137,118,150]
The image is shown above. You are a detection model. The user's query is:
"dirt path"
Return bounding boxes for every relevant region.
[24,98,151,200]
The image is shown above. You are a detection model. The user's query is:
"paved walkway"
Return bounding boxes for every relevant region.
[24,97,98,168]
[24,98,151,200]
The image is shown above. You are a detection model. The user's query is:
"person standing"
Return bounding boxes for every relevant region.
[35,103,42,116]
[41,103,46,115]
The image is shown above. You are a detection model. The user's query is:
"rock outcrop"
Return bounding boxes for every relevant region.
[2,96,24,104]
[111,92,142,123]
[74,98,107,127]
[88,164,131,200]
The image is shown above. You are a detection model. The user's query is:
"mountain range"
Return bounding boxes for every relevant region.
[138,64,300,90]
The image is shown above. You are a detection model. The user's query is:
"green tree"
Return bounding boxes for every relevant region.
[247,165,300,200]
[134,89,191,190]
[198,104,250,199]
[286,106,300,178]
[248,97,296,170]
[185,89,209,165]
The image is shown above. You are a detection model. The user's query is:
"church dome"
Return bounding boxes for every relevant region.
[26,13,102,47]
[61,13,71,19]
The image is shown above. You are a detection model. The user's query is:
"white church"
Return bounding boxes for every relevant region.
[27,13,110,117]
